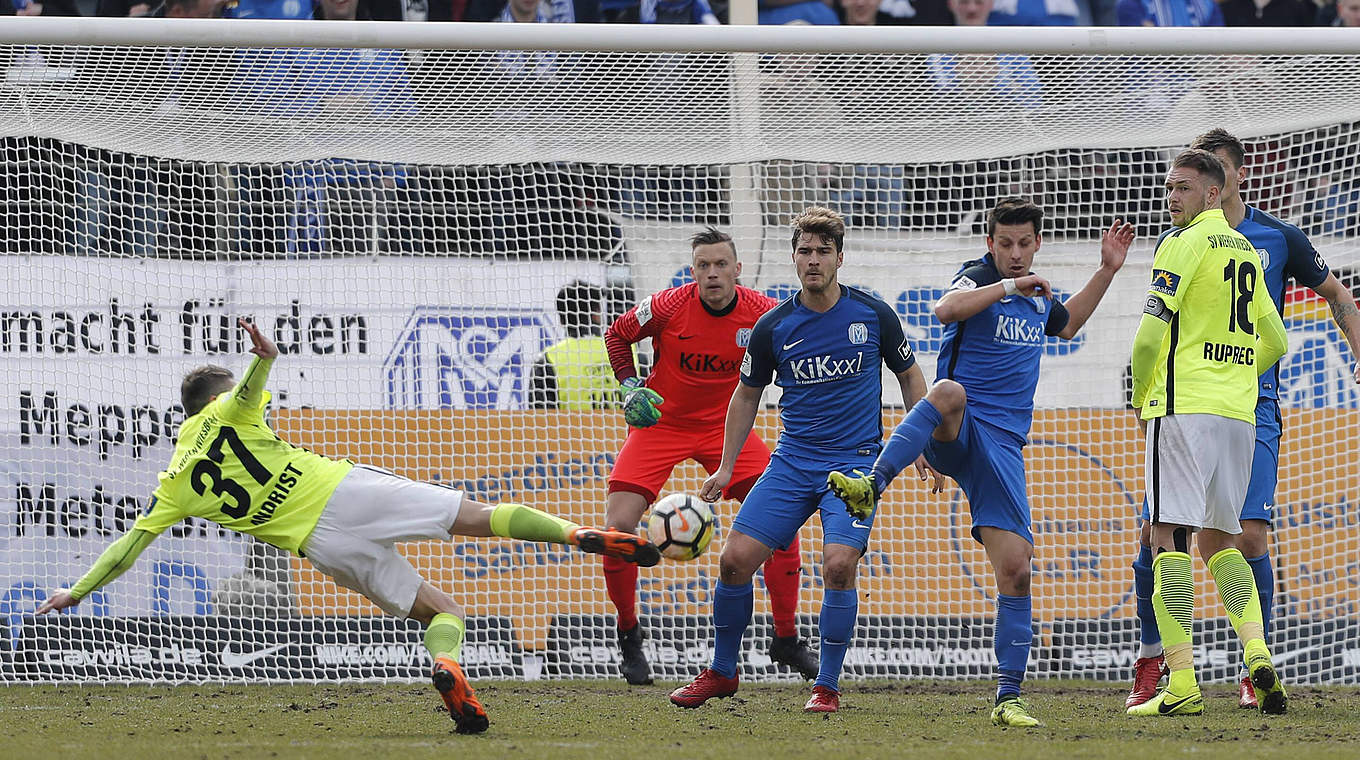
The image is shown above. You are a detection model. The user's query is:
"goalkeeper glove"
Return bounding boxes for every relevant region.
[827,469,878,520]
[618,377,664,428]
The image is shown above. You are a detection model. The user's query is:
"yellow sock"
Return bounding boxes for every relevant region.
[424,612,465,662]
[489,503,579,544]
[1152,551,1198,693]
[1207,547,1265,646]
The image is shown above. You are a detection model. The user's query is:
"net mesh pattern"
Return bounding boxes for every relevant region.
[2,43,1358,684]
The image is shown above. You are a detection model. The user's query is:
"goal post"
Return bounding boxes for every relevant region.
[2,21,1358,685]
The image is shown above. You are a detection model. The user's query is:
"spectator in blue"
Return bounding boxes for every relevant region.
[1116,0,1221,25]
[465,0,598,20]
[928,0,1043,109]
[2,0,78,15]
[637,0,720,22]
[760,0,840,24]
[234,23,415,255]
[224,0,316,19]
[838,0,912,24]
[988,0,1077,25]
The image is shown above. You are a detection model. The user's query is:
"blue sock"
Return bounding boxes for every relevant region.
[1133,544,1160,650]
[995,594,1032,701]
[1247,552,1274,640]
[815,588,859,692]
[709,581,753,679]
[871,399,943,493]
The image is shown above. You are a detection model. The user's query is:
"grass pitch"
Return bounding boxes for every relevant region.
[4,680,1359,760]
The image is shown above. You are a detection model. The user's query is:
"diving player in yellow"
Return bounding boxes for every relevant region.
[1128,149,1289,717]
[36,319,660,735]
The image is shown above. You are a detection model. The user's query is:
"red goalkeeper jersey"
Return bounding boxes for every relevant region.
[605,283,779,428]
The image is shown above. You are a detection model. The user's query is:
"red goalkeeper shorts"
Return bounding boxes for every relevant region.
[608,421,771,503]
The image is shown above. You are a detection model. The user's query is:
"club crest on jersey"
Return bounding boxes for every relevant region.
[1256,248,1270,270]
[1032,297,1046,314]
[736,327,752,348]
[847,322,868,345]
[635,295,654,326]
[1150,269,1180,296]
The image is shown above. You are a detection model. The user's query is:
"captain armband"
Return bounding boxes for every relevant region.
[1143,295,1173,323]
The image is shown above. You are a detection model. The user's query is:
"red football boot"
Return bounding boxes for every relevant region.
[1124,654,1167,709]
[804,685,840,713]
[670,668,739,708]
[1239,674,1259,709]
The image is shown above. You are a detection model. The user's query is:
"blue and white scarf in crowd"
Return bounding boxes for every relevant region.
[639,0,719,23]
[1144,0,1220,26]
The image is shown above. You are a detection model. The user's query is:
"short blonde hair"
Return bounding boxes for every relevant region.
[789,206,845,253]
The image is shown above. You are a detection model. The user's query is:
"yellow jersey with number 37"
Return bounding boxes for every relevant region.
[133,389,353,553]
[1136,208,1287,423]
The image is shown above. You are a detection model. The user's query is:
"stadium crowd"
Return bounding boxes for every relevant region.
[4,0,1359,28]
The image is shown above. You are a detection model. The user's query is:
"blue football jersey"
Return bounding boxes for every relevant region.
[741,285,916,453]
[935,254,1070,442]
[1237,205,1330,400]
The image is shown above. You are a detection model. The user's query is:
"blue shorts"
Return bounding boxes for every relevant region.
[1139,399,1281,526]
[732,445,881,553]
[924,407,1033,546]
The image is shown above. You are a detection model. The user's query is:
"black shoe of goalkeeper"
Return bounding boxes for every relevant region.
[770,635,819,680]
[618,625,654,686]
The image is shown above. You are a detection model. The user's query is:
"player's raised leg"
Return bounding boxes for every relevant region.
[669,529,772,707]
[827,379,966,514]
[452,497,660,567]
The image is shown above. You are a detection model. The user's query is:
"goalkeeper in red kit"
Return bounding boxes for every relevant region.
[601,227,817,685]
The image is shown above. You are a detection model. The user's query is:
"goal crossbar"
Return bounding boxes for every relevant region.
[3,18,1360,55]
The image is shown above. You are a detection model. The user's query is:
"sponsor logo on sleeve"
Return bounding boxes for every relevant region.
[898,338,914,363]
[848,322,868,345]
[950,275,978,292]
[740,351,752,377]
[1150,269,1180,297]
[636,295,654,326]
[1315,251,1328,272]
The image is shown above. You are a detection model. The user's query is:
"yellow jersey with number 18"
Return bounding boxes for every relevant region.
[133,390,352,553]
[1138,208,1281,424]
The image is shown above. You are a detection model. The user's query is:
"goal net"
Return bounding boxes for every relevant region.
[2,22,1358,685]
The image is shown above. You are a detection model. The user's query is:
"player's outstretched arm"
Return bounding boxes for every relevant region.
[699,383,763,502]
[934,273,1052,324]
[36,529,158,614]
[1313,273,1360,384]
[1053,219,1135,340]
[232,319,279,411]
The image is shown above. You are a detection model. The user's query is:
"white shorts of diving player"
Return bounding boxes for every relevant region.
[302,465,464,617]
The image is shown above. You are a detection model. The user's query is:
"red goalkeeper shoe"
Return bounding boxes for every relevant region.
[432,656,488,734]
[572,527,661,568]
[669,668,739,708]
[804,685,840,713]
[1125,655,1167,709]
[1238,674,1259,709]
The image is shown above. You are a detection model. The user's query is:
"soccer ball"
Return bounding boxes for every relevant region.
[646,493,716,561]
